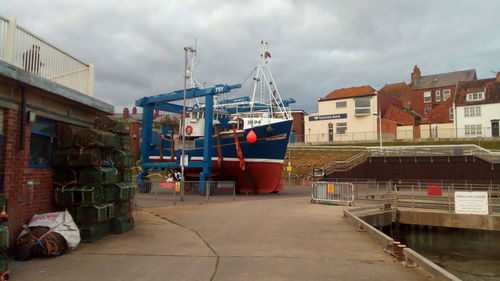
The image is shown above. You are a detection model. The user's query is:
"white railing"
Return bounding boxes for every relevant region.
[297,126,499,144]
[0,16,94,96]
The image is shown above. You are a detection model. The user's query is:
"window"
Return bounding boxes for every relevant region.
[336,122,347,134]
[465,124,482,136]
[336,101,347,108]
[443,89,451,100]
[449,107,454,121]
[464,106,481,117]
[466,92,485,101]
[423,91,431,103]
[29,117,56,168]
[354,97,371,115]
[424,107,432,114]
[435,90,441,102]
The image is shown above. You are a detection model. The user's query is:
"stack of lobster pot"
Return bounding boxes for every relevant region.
[53,117,136,242]
[0,195,9,280]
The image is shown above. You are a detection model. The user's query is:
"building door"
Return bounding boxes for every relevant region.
[492,120,499,137]
[430,124,438,139]
[328,123,334,142]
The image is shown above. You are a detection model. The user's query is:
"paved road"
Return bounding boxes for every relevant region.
[11,194,434,281]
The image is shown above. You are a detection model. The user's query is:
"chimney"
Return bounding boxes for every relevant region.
[410,65,421,86]
[122,107,129,120]
[132,106,137,114]
[154,109,160,118]
[496,72,500,82]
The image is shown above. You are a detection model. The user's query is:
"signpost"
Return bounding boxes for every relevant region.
[308,113,347,121]
[454,191,489,215]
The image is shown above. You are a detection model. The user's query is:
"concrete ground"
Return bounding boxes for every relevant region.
[10,188,434,281]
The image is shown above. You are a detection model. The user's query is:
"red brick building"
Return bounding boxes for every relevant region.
[115,107,142,158]
[378,82,411,109]
[0,60,113,244]
[290,110,306,142]
[409,65,476,123]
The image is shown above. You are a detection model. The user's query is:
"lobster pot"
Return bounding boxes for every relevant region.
[75,203,114,225]
[0,226,8,250]
[120,135,131,150]
[111,215,134,234]
[79,167,118,185]
[0,253,7,274]
[0,194,6,215]
[104,182,135,202]
[79,221,111,242]
[117,168,132,182]
[54,185,104,205]
[54,167,78,186]
[102,220,112,236]
[110,150,135,168]
[56,123,74,148]
[54,148,102,167]
[74,128,120,148]
[94,116,130,135]
[114,201,131,217]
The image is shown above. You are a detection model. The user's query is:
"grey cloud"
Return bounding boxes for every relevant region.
[3,0,499,113]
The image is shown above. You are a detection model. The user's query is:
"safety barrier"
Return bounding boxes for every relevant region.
[134,180,236,208]
[311,182,354,206]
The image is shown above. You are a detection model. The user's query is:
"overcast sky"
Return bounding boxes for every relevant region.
[3,0,499,113]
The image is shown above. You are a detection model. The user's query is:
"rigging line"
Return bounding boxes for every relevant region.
[238,66,258,85]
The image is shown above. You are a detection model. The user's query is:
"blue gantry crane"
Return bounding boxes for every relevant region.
[135,83,241,190]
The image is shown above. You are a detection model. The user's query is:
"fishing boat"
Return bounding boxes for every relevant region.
[146,42,295,193]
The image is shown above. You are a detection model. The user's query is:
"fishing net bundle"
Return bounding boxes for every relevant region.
[15,226,68,261]
[15,210,81,261]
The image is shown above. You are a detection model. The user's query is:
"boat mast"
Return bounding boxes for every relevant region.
[252,41,291,120]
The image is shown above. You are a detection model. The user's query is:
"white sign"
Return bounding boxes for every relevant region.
[180,154,189,166]
[454,191,489,215]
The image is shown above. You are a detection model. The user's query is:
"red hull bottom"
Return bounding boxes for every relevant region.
[183,160,284,194]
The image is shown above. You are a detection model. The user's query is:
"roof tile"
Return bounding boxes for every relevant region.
[320,85,376,101]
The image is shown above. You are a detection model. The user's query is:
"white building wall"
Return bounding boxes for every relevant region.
[396,125,414,140]
[436,123,455,138]
[456,103,500,138]
[304,95,378,143]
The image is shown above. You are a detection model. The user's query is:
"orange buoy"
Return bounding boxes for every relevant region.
[246,130,257,143]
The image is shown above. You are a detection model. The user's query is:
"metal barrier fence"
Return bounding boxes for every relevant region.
[392,182,500,214]
[312,178,500,214]
[134,180,236,208]
[0,16,94,96]
[311,182,354,206]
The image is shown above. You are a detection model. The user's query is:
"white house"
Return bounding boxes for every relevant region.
[305,86,379,143]
[454,75,500,138]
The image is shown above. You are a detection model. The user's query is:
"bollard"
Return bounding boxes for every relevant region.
[392,241,401,254]
[396,244,407,261]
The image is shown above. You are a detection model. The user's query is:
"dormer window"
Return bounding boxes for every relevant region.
[466,92,484,101]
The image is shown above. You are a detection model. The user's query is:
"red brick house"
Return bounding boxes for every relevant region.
[409,65,476,123]
[378,82,411,109]
[114,107,142,158]
[290,110,306,142]
[0,60,113,244]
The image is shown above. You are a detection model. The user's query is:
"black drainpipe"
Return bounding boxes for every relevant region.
[19,87,26,151]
